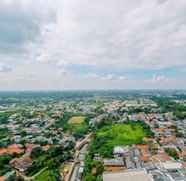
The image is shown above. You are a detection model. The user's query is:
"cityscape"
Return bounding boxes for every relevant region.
[1,0,186,180]
[0,91,186,181]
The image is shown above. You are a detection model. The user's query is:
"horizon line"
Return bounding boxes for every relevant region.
[0,89,186,92]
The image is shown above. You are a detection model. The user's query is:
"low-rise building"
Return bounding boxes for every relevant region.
[103,169,152,181]
[10,156,32,173]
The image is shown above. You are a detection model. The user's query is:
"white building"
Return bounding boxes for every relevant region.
[103,169,153,181]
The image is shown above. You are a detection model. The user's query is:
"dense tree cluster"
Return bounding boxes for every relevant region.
[153,97,186,116]
[0,154,13,176]
[26,145,72,177]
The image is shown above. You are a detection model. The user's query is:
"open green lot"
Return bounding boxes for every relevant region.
[68,116,85,124]
[90,121,151,157]
[32,169,57,181]
[97,124,145,145]
[67,116,87,133]
[53,113,89,139]
[65,116,89,138]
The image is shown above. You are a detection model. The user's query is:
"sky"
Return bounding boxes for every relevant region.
[0,0,186,90]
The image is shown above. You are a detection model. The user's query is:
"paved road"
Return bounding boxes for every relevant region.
[70,163,80,181]
[70,144,88,181]
[68,134,92,181]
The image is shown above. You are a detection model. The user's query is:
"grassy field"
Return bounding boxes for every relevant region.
[66,116,88,137]
[68,116,85,124]
[90,122,148,157]
[68,116,86,132]
[33,169,56,181]
[97,124,145,145]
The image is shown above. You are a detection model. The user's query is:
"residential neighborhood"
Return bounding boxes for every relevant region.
[1,0,186,180]
[0,91,186,181]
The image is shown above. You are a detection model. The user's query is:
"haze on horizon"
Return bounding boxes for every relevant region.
[0,0,186,90]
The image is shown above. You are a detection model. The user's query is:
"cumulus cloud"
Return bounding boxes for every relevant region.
[101,74,128,81]
[33,0,186,71]
[87,73,127,81]
[0,0,186,89]
[152,74,167,82]
[0,63,11,73]
[0,0,56,61]
[2,0,186,70]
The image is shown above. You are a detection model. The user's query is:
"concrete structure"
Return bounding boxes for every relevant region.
[10,156,32,173]
[113,146,129,156]
[103,169,152,181]
[162,161,182,170]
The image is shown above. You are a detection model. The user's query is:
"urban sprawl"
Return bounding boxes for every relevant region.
[0,91,186,181]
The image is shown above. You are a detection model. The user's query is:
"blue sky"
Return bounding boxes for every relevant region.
[0,0,186,90]
[68,64,184,78]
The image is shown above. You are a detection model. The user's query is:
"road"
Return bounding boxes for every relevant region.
[70,144,88,181]
[66,133,92,181]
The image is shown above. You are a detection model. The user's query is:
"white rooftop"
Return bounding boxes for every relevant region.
[113,146,130,154]
[103,170,152,181]
[162,161,182,170]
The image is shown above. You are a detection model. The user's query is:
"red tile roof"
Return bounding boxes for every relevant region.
[139,155,149,162]
[151,152,172,162]
[0,148,8,155]
[7,144,23,154]
[0,176,6,181]
[159,136,176,144]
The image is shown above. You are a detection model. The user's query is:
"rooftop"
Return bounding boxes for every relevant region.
[162,161,182,170]
[103,169,152,181]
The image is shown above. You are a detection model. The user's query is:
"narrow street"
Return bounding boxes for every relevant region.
[70,144,88,181]
[66,134,92,181]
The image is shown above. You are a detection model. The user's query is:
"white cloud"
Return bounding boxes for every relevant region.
[152,74,167,82]
[87,73,128,81]
[31,0,186,70]
[118,76,128,81]
[2,0,186,71]
[1,0,186,90]
[0,63,11,73]
[101,74,116,81]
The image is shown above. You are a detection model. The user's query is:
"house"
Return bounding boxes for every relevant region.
[139,155,150,162]
[159,136,176,145]
[104,158,124,167]
[10,156,32,173]
[0,176,6,181]
[136,145,150,163]
[0,144,23,155]
[151,152,172,163]
[113,146,129,156]
[161,161,182,170]
[103,158,125,172]
[7,144,23,155]
[0,148,7,155]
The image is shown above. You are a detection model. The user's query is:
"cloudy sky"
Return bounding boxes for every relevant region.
[0,0,186,90]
